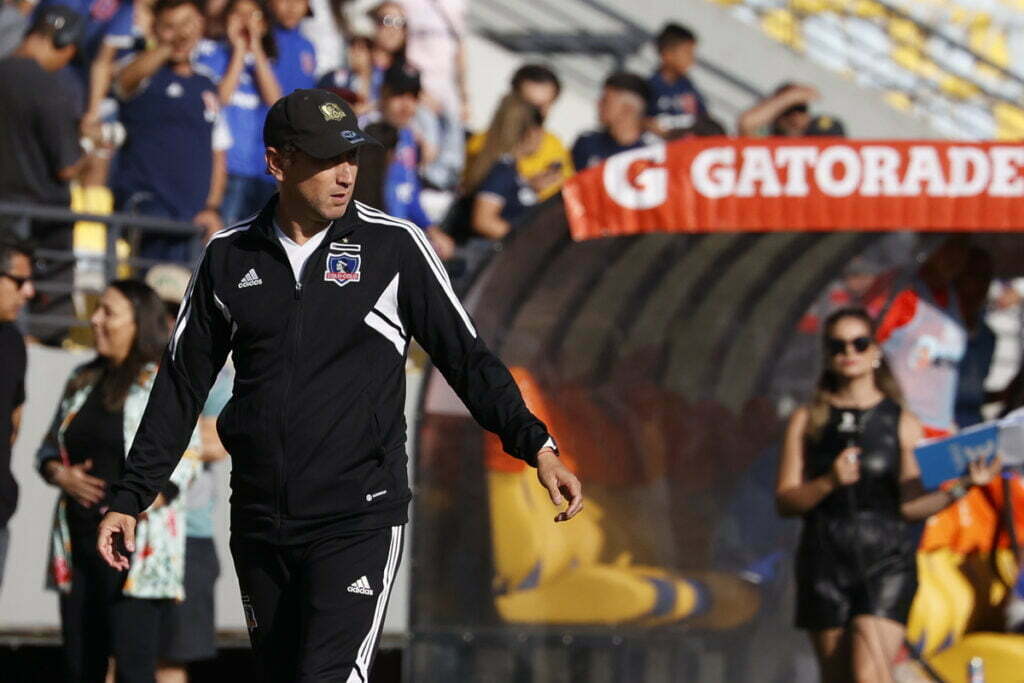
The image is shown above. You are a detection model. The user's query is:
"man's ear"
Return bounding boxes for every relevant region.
[265,147,287,182]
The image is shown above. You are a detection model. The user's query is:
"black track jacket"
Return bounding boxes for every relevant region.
[109,198,555,544]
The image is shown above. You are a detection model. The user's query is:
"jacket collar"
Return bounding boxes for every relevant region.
[252,193,361,247]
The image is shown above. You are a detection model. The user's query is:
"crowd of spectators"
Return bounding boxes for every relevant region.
[1,10,787,323]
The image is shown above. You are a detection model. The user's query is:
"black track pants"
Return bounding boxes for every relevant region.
[230,526,404,682]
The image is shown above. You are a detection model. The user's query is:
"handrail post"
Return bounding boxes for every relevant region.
[105,216,120,286]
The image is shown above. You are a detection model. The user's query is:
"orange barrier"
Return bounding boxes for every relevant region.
[563,139,1024,238]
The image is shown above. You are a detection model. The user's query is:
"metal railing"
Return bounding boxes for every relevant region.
[0,200,201,332]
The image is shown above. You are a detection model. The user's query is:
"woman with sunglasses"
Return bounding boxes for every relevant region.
[776,307,1000,682]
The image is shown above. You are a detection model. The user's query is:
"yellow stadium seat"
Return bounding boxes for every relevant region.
[889,17,925,48]
[70,183,113,254]
[928,633,1024,682]
[884,90,913,111]
[790,0,829,14]
[995,102,1024,140]
[891,45,929,74]
[939,73,980,99]
[761,9,804,50]
[852,0,886,18]
[969,24,1010,69]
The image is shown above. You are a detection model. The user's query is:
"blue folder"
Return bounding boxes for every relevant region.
[914,421,999,490]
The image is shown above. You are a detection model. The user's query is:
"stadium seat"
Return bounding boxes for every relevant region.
[927,633,1024,682]
[995,102,1024,139]
[761,9,805,50]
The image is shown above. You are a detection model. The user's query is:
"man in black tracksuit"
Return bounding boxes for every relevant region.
[97,89,583,682]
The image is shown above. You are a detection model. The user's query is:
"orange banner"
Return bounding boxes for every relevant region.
[561,138,1024,239]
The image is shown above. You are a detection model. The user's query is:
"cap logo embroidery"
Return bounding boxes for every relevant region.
[319,103,346,121]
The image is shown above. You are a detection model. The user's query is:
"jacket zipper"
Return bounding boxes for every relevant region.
[275,231,338,529]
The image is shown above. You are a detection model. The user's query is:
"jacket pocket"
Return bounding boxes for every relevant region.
[284,456,395,519]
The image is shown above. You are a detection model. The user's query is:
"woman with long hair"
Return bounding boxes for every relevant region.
[462,93,544,196]
[776,307,1000,682]
[37,280,200,683]
[443,94,544,289]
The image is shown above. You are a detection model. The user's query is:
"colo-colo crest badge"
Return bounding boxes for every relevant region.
[324,243,361,287]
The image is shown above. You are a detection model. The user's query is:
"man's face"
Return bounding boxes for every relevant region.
[0,252,34,322]
[598,87,639,127]
[776,110,811,136]
[269,0,307,29]
[373,3,406,54]
[517,80,558,118]
[662,41,695,75]
[271,147,360,221]
[155,4,204,62]
[382,92,418,129]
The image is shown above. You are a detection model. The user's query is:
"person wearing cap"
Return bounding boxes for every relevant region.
[571,71,661,170]
[97,88,583,681]
[0,5,90,343]
[112,0,232,263]
[362,63,433,229]
[737,82,847,137]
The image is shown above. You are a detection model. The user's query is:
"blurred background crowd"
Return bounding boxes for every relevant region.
[3,0,1024,680]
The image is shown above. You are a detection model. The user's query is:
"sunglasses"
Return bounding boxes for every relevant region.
[827,336,872,356]
[0,272,32,289]
[376,14,406,28]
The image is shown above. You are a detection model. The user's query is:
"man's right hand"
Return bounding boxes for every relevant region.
[97,511,137,571]
[53,459,106,508]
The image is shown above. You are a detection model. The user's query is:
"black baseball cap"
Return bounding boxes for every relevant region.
[263,89,380,159]
[31,5,85,48]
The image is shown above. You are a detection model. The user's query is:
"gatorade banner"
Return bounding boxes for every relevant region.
[562,139,1024,238]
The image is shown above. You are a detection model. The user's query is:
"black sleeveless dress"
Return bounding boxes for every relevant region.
[794,398,918,629]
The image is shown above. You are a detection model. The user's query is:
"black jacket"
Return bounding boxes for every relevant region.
[109,198,555,544]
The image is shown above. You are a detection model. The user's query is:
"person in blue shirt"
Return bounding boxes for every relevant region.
[646,22,708,138]
[196,0,282,224]
[471,98,544,241]
[112,0,231,262]
[359,64,453,259]
[266,0,314,95]
[374,65,429,227]
[572,72,660,171]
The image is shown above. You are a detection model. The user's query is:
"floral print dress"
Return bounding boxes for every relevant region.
[37,362,201,600]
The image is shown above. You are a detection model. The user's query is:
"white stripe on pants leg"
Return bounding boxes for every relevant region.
[347,525,403,683]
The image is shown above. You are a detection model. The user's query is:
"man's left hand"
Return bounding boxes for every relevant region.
[536,448,583,522]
